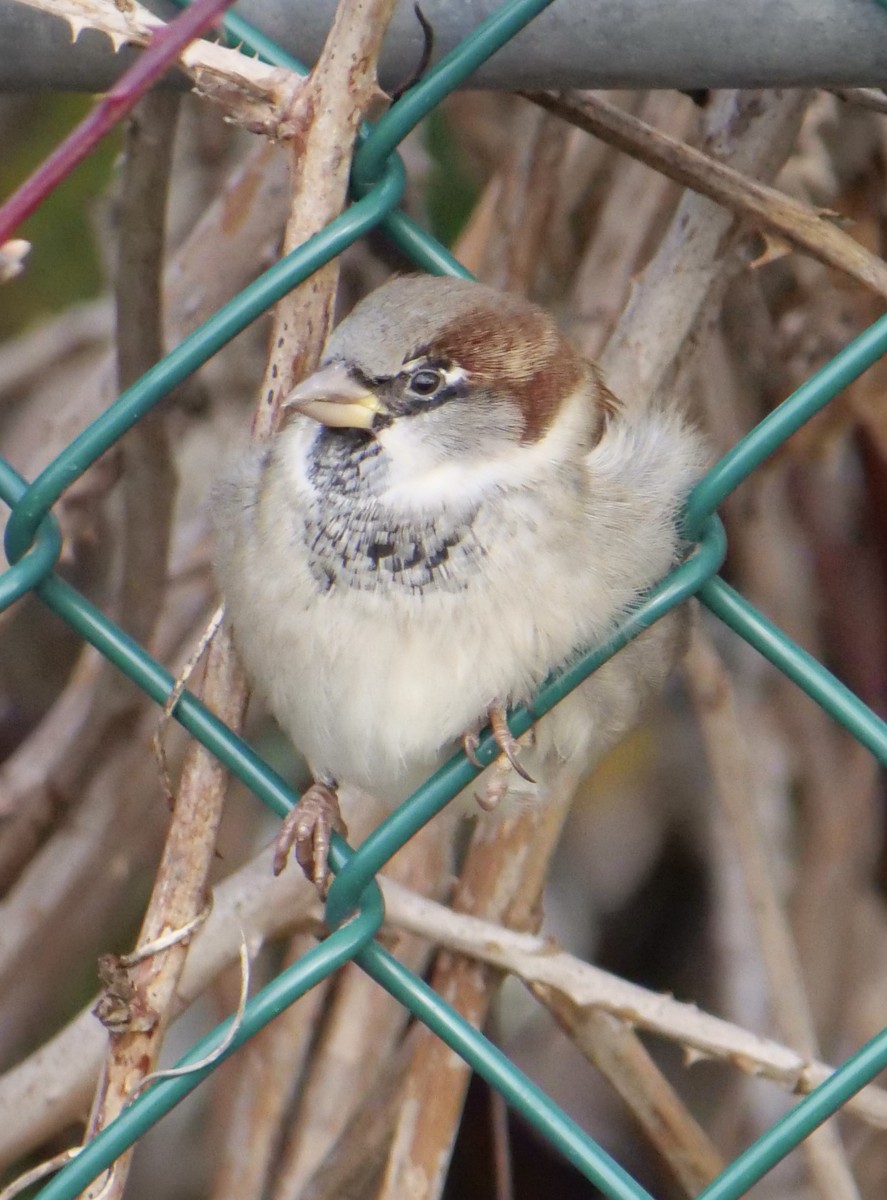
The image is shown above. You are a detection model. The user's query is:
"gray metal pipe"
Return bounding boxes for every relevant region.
[2,0,887,92]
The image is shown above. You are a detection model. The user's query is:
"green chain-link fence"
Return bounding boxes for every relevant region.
[4,0,887,1196]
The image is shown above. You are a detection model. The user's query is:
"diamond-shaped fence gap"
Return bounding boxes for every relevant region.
[2,3,887,1200]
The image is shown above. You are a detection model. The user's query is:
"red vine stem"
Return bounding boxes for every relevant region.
[0,0,237,243]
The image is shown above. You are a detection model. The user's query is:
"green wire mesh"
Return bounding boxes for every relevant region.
[4,2,887,1197]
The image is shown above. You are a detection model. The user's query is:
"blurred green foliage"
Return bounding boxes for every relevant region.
[423,107,480,247]
[0,97,474,342]
[0,95,120,339]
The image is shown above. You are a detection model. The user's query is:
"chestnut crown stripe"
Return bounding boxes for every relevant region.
[422,304,589,444]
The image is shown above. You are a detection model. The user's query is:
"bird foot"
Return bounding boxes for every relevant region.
[462,705,536,811]
[273,782,347,896]
[474,760,512,811]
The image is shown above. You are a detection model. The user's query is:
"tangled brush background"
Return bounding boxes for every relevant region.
[2,3,887,1197]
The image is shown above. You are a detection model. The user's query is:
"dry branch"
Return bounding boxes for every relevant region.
[0,795,386,1170]
[0,135,287,883]
[541,1002,724,1195]
[207,934,333,1200]
[81,97,241,1200]
[378,880,887,1130]
[829,88,887,117]
[269,824,448,1200]
[596,89,812,408]
[377,773,579,1200]
[0,0,241,241]
[528,90,887,304]
[684,626,861,1200]
[81,3,397,1193]
[465,104,570,296]
[705,292,886,1050]
[565,90,697,357]
[5,828,887,1179]
[4,22,887,1200]
[115,92,180,649]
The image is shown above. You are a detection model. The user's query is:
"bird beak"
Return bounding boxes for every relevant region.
[282,363,384,430]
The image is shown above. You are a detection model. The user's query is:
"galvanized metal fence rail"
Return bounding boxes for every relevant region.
[7,0,887,92]
[3,1,887,1197]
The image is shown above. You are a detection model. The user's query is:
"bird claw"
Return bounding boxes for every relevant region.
[464,706,536,811]
[462,729,484,770]
[489,707,536,784]
[273,782,347,896]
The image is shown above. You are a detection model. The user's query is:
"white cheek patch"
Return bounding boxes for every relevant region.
[382,459,505,513]
[376,421,485,510]
[376,395,587,515]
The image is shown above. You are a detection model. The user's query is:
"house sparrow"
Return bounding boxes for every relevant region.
[213,275,706,887]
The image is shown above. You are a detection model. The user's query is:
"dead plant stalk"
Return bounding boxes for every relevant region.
[81,1,398,1196]
[528,90,887,303]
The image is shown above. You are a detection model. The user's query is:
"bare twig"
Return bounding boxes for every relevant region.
[0,794,385,1172]
[490,1086,514,1200]
[527,90,887,304]
[208,935,333,1200]
[684,626,862,1200]
[377,879,887,1129]
[5,821,887,1177]
[164,137,290,339]
[0,646,109,829]
[566,90,697,357]
[270,823,448,1200]
[0,709,173,1069]
[133,937,251,1093]
[247,0,392,446]
[82,633,249,1198]
[377,770,580,1200]
[540,1002,724,1195]
[0,1147,82,1200]
[829,87,887,117]
[77,94,239,1200]
[0,117,288,901]
[154,602,224,805]
[596,89,812,409]
[704,302,886,1048]
[81,1,398,1193]
[469,104,570,296]
[115,91,180,650]
[293,1042,412,1200]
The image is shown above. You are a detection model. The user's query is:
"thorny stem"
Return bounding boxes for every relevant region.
[0,0,237,243]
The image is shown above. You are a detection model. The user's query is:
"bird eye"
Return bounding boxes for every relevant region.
[407,367,443,397]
